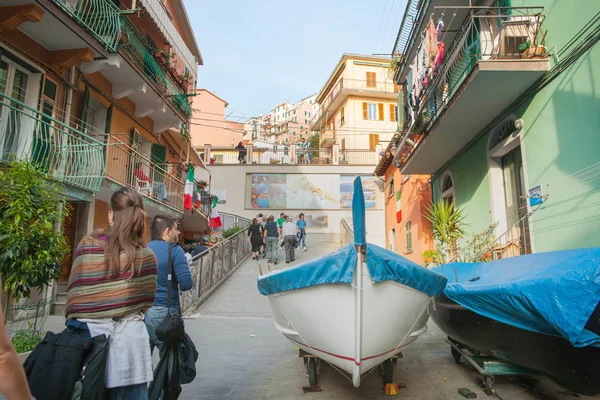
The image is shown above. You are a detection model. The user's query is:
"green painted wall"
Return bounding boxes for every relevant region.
[432,134,493,237]
[432,0,600,252]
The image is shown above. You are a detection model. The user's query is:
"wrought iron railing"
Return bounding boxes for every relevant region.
[0,92,105,192]
[199,188,211,217]
[120,19,191,118]
[105,138,184,211]
[53,0,123,51]
[398,7,545,168]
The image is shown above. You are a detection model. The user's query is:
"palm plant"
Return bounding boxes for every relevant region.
[424,199,467,263]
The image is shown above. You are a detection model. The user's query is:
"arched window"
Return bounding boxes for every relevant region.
[441,171,455,206]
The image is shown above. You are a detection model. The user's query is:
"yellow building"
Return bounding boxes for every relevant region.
[312,54,400,153]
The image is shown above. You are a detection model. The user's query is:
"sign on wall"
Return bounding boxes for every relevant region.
[249,174,378,210]
[528,185,543,207]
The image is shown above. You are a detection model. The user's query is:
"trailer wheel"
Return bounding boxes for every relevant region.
[308,357,318,387]
[451,346,462,364]
[381,358,394,384]
[484,376,494,395]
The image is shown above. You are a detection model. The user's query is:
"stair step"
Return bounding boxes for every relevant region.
[52,302,67,317]
[56,282,68,293]
[55,293,67,303]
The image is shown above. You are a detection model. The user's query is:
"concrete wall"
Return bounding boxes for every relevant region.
[384,169,433,265]
[202,164,386,246]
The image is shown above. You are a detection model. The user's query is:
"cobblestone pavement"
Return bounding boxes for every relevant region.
[39,235,596,399]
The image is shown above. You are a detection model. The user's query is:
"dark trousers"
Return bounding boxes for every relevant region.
[284,235,296,262]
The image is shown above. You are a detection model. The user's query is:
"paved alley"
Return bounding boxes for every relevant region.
[174,236,596,400]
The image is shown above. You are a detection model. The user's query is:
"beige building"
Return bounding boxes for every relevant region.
[312,54,400,150]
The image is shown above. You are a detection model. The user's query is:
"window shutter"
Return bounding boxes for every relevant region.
[378,103,384,121]
[105,104,113,134]
[362,102,368,119]
[369,134,379,150]
[366,72,376,87]
[390,104,396,121]
[151,143,167,182]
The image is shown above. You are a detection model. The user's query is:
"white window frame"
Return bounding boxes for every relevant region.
[440,170,455,204]
[367,103,378,120]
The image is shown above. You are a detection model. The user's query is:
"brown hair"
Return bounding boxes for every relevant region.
[104,187,147,278]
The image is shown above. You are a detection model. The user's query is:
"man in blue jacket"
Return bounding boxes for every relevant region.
[145,215,193,354]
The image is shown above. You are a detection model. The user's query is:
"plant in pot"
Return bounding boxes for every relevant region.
[155,50,170,66]
[198,180,208,190]
[178,71,193,92]
[0,161,70,324]
[423,199,467,263]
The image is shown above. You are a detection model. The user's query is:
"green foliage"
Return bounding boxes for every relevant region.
[222,225,246,239]
[11,322,44,354]
[422,249,444,268]
[308,134,320,149]
[424,199,467,245]
[0,161,70,313]
[459,223,499,263]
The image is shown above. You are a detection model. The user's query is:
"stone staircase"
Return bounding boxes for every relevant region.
[52,282,68,317]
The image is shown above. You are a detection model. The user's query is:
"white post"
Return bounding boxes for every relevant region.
[246,144,253,164]
[332,144,340,165]
[204,144,212,164]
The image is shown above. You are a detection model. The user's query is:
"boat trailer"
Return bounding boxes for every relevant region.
[446,338,538,395]
[298,349,403,393]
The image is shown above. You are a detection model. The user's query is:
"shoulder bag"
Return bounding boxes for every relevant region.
[156,243,185,343]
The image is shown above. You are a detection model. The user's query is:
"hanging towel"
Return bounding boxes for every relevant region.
[435,42,445,71]
[436,18,445,42]
[427,18,438,65]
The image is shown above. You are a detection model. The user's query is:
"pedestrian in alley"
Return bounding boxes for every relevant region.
[145,215,193,355]
[258,213,267,258]
[65,186,157,398]
[282,216,298,263]
[248,218,264,260]
[296,213,308,251]
[235,141,247,164]
[263,215,280,265]
[277,212,286,228]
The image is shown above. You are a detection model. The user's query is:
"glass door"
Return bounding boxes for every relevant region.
[0,60,30,160]
[502,146,531,255]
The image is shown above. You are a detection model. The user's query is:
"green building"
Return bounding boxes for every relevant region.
[391,0,599,256]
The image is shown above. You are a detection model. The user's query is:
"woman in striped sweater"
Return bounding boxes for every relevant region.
[66,187,157,399]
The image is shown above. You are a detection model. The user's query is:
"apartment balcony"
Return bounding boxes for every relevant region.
[0,0,123,62]
[137,0,198,83]
[0,91,105,196]
[312,77,399,129]
[102,138,185,214]
[209,148,379,166]
[399,7,550,174]
[80,19,192,132]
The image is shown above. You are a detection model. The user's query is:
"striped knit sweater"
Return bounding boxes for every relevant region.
[66,234,158,320]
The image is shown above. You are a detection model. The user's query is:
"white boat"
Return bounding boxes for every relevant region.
[257,177,447,387]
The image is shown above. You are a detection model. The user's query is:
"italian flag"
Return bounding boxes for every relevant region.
[184,165,194,210]
[395,190,402,223]
[209,196,222,229]
[194,183,201,209]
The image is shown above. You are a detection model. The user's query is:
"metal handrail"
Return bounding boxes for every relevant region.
[0,92,105,192]
[53,0,123,51]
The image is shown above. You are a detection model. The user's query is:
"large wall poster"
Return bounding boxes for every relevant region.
[249,174,378,210]
[339,176,377,209]
[304,214,329,229]
[287,174,340,209]
[250,174,287,209]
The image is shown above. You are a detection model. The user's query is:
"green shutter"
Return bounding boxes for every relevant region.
[151,143,167,182]
[104,104,113,134]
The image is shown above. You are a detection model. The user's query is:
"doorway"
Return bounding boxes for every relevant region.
[501,146,531,256]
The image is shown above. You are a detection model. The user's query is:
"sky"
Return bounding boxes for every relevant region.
[183,0,407,121]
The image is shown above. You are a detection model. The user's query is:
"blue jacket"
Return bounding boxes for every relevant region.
[148,240,193,308]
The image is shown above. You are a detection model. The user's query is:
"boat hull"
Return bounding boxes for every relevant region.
[267,275,431,387]
[431,294,600,396]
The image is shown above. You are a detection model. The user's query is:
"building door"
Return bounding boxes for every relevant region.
[59,202,79,283]
[501,146,531,255]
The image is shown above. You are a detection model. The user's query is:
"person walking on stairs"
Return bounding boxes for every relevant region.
[281,216,298,263]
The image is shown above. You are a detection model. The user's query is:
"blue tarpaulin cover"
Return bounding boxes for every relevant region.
[257,243,447,297]
[434,247,600,348]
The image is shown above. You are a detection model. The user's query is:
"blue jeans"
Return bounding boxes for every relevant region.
[153,182,167,200]
[66,319,149,400]
[145,305,179,355]
[297,230,306,248]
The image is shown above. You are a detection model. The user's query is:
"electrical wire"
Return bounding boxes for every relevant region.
[374,0,391,54]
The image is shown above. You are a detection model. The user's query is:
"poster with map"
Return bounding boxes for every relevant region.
[339,176,377,209]
[286,174,340,209]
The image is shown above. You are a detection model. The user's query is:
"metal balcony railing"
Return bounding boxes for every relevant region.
[198,188,211,217]
[120,19,192,118]
[137,0,198,80]
[209,148,378,166]
[0,92,105,192]
[409,7,545,136]
[340,149,379,165]
[105,139,184,211]
[53,0,123,52]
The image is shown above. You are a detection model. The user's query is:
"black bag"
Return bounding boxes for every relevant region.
[71,334,109,400]
[179,333,198,385]
[24,330,86,400]
[156,243,185,343]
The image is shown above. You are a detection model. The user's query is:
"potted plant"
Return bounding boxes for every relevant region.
[154,50,170,65]
[198,180,208,190]
[178,71,193,92]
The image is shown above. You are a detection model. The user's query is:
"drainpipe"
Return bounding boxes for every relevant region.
[64,67,74,128]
